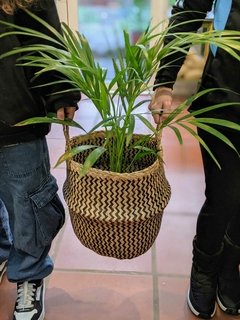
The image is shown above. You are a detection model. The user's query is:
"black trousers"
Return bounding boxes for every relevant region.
[196,128,240,254]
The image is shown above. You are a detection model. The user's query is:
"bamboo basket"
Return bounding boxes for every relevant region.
[63,128,171,259]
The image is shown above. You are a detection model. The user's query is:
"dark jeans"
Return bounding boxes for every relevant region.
[196,128,240,254]
[0,137,65,282]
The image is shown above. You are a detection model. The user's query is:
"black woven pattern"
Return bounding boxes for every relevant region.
[63,132,171,259]
[69,209,162,259]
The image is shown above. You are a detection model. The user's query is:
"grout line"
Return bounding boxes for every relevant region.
[51,268,189,279]
[52,266,189,279]
[152,242,160,320]
[53,268,153,276]
[157,273,189,279]
[163,211,199,217]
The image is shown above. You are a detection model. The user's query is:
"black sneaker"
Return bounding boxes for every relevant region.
[187,284,216,319]
[216,234,240,315]
[217,285,240,315]
[0,260,7,284]
[187,238,223,319]
[13,279,45,320]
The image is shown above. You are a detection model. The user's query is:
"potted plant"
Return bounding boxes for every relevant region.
[2,11,240,259]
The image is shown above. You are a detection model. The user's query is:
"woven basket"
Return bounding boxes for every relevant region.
[63,128,171,259]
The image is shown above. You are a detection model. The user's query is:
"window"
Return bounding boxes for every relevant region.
[56,0,170,80]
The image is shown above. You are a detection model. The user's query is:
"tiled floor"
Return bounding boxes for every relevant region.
[1,95,239,320]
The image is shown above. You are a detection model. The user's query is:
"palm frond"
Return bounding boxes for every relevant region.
[2,10,240,175]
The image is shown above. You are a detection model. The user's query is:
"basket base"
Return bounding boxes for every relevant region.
[69,209,163,260]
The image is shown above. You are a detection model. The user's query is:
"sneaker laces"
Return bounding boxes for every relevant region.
[15,282,37,311]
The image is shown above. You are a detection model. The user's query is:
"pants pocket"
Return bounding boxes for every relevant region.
[30,176,65,248]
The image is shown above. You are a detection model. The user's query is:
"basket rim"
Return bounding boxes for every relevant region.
[67,156,162,180]
[66,130,163,180]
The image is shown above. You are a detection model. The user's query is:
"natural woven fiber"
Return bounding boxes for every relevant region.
[63,129,171,259]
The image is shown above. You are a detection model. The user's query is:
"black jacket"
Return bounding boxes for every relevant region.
[154,0,240,123]
[0,0,81,146]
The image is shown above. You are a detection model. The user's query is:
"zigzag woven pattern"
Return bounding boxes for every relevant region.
[63,131,171,259]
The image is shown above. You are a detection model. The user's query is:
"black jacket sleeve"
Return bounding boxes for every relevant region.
[15,0,81,112]
[154,0,214,89]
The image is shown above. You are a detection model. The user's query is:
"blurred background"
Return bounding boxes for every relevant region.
[55,0,209,91]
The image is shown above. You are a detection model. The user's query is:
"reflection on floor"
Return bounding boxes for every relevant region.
[0,95,238,320]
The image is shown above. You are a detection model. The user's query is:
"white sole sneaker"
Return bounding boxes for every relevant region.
[13,279,45,320]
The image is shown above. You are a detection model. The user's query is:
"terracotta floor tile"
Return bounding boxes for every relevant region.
[0,276,17,320]
[214,308,240,319]
[164,170,205,215]
[155,214,196,275]
[45,272,153,320]
[158,276,195,320]
[54,217,152,273]
[158,276,240,320]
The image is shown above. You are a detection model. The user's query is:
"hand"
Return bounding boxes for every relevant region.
[57,107,77,120]
[148,87,173,124]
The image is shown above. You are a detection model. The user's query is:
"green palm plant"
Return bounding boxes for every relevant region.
[1,10,240,177]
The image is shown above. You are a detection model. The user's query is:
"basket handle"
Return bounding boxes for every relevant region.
[63,125,71,151]
[156,123,163,152]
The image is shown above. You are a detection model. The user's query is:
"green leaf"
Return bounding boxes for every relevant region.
[175,100,239,123]
[3,10,240,175]
[191,117,240,132]
[188,120,239,156]
[168,125,183,144]
[14,114,85,131]
[79,147,106,178]
[135,114,158,134]
[55,145,97,167]
[132,146,157,152]
[126,115,135,146]
[132,150,158,162]
[129,134,152,149]
[178,123,221,169]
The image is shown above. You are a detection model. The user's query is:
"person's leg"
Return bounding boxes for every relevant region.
[216,233,240,315]
[214,197,240,315]
[196,128,240,254]
[187,128,240,318]
[226,213,240,246]
[0,199,12,283]
[0,199,12,260]
[0,137,65,320]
